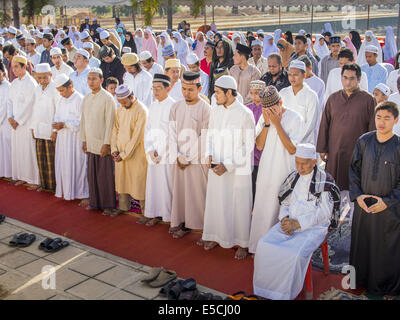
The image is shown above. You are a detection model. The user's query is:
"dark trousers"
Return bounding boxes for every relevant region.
[252,165,259,208]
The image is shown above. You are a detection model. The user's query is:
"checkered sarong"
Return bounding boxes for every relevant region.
[36,139,56,192]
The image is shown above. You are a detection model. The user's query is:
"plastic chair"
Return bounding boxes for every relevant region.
[303,234,330,300]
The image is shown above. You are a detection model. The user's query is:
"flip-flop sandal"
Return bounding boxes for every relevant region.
[148,270,178,288]
[167,280,185,300]
[141,267,164,283]
[159,280,177,296]
[196,292,213,300]
[137,216,151,224]
[0,214,5,224]
[44,238,69,253]
[9,233,27,247]
[168,223,183,234]
[225,291,247,300]
[146,218,161,227]
[17,234,36,248]
[204,241,219,250]
[178,289,200,300]
[181,278,197,291]
[39,238,54,251]
[173,229,190,239]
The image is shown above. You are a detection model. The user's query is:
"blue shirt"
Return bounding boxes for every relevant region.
[69,66,90,96]
[40,49,54,67]
[361,63,388,94]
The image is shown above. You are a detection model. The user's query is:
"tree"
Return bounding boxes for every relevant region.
[191,0,205,18]
[23,0,49,24]
[12,0,20,27]
[91,6,112,16]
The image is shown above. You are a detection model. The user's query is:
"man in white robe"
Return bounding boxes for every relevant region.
[122,53,153,107]
[324,48,369,103]
[26,38,41,67]
[8,55,40,188]
[52,74,89,203]
[164,58,184,101]
[361,45,388,94]
[143,74,175,226]
[186,53,209,97]
[202,75,255,259]
[50,47,74,80]
[0,63,12,178]
[30,63,60,192]
[279,60,318,144]
[139,50,164,77]
[249,85,304,254]
[254,144,338,300]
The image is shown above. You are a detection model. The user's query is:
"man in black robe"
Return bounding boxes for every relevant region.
[349,100,400,299]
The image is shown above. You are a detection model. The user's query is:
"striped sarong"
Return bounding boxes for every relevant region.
[35,139,56,192]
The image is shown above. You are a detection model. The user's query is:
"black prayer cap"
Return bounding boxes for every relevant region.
[236,43,252,55]
[182,71,200,81]
[206,40,215,48]
[153,73,171,85]
[99,45,112,58]
[329,36,341,44]
[43,33,54,41]
[60,37,71,45]
[16,34,25,40]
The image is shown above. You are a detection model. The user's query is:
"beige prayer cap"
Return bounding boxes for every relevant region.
[165,58,181,69]
[13,55,27,65]
[250,80,266,90]
[121,53,139,66]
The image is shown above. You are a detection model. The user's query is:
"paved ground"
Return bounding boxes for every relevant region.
[0,218,226,300]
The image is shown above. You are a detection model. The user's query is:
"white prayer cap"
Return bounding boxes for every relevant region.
[88,67,103,76]
[76,48,90,59]
[100,30,110,39]
[26,37,36,45]
[80,31,90,40]
[8,26,17,34]
[36,31,43,39]
[82,42,93,50]
[115,84,132,99]
[50,47,62,56]
[365,45,379,54]
[122,46,131,53]
[374,83,391,97]
[288,60,306,72]
[257,29,264,35]
[139,50,152,61]
[186,53,199,65]
[34,63,51,73]
[2,27,7,33]
[295,143,317,159]
[54,74,70,88]
[43,28,50,34]
[251,39,262,47]
[215,75,238,91]
[298,29,306,35]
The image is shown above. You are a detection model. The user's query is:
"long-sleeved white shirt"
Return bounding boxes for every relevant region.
[0,80,12,125]
[51,63,74,80]
[123,69,153,107]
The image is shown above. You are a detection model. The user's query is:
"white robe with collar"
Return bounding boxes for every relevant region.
[168,80,184,102]
[144,95,176,221]
[202,99,255,248]
[253,171,333,300]
[54,91,89,200]
[0,80,12,178]
[123,70,153,107]
[9,73,40,184]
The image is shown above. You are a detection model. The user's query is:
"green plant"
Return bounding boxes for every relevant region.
[22,0,49,23]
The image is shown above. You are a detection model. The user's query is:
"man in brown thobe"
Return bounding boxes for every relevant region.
[317,63,376,218]
[169,71,211,239]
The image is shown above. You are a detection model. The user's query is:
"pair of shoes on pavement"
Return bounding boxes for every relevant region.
[141,267,177,288]
[38,237,69,253]
[9,233,36,248]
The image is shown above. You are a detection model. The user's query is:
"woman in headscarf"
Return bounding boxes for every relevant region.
[55,29,66,48]
[343,36,358,61]
[206,30,214,41]
[314,34,330,60]
[231,32,242,52]
[157,31,174,68]
[383,26,398,62]
[277,38,295,69]
[68,26,77,39]
[262,34,279,58]
[134,28,144,53]
[356,30,383,66]
[273,29,282,44]
[124,31,137,54]
[285,31,294,45]
[349,30,362,53]
[142,29,158,62]
[192,32,206,60]
[172,31,189,67]
[209,39,234,97]
[73,31,82,48]
[117,28,125,47]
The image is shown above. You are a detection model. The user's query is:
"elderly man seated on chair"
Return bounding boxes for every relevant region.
[253,143,340,300]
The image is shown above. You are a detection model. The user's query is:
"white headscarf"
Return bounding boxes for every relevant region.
[314,34,330,59]
[273,29,282,44]
[262,35,279,58]
[172,31,189,67]
[135,28,144,53]
[383,26,397,61]
[231,32,246,52]
[158,31,174,66]
[356,30,383,66]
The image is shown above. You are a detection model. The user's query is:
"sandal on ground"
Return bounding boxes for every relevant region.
[39,238,54,251]
[141,267,164,283]
[166,280,185,300]
[168,224,182,234]
[0,214,5,224]
[146,217,162,227]
[148,269,178,288]
[44,238,69,253]
[178,289,200,300]
[137,216,151,224]
[9,233,36,248]
[204,241,219,250]
[173,228,190,239]
[225,291,247,300]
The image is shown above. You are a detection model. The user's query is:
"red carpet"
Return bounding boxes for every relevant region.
[0,179,344,298]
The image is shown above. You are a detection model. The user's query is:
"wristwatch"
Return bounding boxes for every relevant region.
[263,123,270,128]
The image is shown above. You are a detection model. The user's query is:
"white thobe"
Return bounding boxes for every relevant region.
[304,75,325,139]
[51,63,74,80]
[123,70,153,107]
[249,109,304,253]
[386,69,400,93]
[388,93,400,135]
[69,67,91,96]
[9,73,40,184]
[36,44,45,54]
[199,70,209,97]
[30,82,59,140]
[54,91,89,200]
[253,171,333,300]
[202,100,255,248]
[248,56,268,76]
[144,96,176,221]
[147,62,164,77]
[324,67,369,103]
[27,52,41,67]
[280,83,318,144]
[0,81,12,178]
[169,80,184,102]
